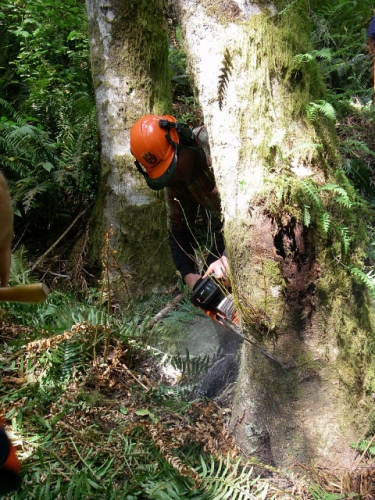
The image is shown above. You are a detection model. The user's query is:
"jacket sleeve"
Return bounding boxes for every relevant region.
[168,229,197,278]
[368,16,375,39]
[164,185,199,279]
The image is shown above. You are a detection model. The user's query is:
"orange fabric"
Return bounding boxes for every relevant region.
[3,441,20,474]
[0,417,20,474]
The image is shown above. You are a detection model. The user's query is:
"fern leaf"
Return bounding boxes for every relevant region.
[340,226,351,255]
[299,180,323,211]
[217,48,233,110]
[294,48,332,64]
[350,267,375,296]
[303,205,311,227]
[197,455,266,500]
[320,211,330,234]
[318,183,348,197]
[340,139,375,158]
[306,100,335,122]
[318,183,352,208]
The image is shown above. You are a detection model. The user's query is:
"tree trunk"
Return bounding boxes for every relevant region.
[85,0,175,296]
[175,0,375,468]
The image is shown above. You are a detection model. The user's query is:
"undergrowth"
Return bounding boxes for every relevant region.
[0,278,286,499]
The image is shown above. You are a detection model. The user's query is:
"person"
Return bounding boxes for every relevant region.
[130,114,229,291]
[0,172,13,287]
[0,175,20,495]
[367,14,375,55]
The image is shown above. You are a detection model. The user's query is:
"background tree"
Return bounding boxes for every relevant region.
[85,0,176,297]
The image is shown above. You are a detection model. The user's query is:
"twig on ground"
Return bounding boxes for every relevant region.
[142,292,185,330]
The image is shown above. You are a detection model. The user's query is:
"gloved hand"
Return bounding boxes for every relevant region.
[0,420,21,495]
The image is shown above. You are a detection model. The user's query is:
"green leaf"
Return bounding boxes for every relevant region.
[41,161,54,172]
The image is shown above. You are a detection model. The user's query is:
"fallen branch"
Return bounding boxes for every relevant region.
[145,292,185,329]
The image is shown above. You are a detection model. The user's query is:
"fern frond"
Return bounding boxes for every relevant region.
[294,48,332,64]
[306,100,336,122]
[340,226,351,255]
[318,183,352,208]
[350,267,375,297]
[298,180,324,211]
[318,183,348,197]
[217,48,233,110]
[340,139,375,158]
[197,455,268,500]
[320,211,330,234]
[334,195,352,209]
[303,205,311,227]
[170,349,213,381]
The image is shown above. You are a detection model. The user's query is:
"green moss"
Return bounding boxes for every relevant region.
[87,0,172,113]
[110,0,172,113]
[87,162,111,269]
[115,197,175,294]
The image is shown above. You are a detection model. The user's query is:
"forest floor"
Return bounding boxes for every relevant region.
[2,300,375,499]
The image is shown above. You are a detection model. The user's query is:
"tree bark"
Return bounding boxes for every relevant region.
[175,0,374,469]
[85,0,175,296]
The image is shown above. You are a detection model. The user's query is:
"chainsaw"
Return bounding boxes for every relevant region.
[191,275,283,368]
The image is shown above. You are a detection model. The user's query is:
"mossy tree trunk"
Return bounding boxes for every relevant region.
[175,0,375,468]
[85,0,175,296]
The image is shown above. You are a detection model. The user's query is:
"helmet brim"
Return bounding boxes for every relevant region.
[145,152,178,190]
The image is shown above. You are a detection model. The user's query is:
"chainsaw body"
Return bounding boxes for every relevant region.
[191,276,239,329]
[191,276,283,368]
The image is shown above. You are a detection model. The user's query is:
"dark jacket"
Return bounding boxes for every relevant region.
[164,126,225,278]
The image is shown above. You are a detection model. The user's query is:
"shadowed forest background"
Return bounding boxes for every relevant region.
[2,0,375,498]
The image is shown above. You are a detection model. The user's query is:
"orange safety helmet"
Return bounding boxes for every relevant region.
[130,115,180,190]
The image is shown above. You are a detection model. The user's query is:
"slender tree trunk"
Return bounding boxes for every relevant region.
[85,0,175,296]
[175,0,375,468]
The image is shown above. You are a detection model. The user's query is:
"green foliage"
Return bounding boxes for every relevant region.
[309,0,374,103]
[307,0,375,217]
[141,455,269,499]
[170,349,214,381]
[290,178,366,257]
[0,0,99,239]
[350,267,375,297]
[1,0,92,105]
[0,287,278,500]
[306,100,336,121]
[350,438,375,457]
[194,455,269,500]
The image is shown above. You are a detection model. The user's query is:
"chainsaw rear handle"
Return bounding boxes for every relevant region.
[191,275,223,309]
[0,283,49,303]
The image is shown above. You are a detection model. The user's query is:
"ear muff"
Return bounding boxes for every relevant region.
[158,119,195,147]
[177,125,195,146]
